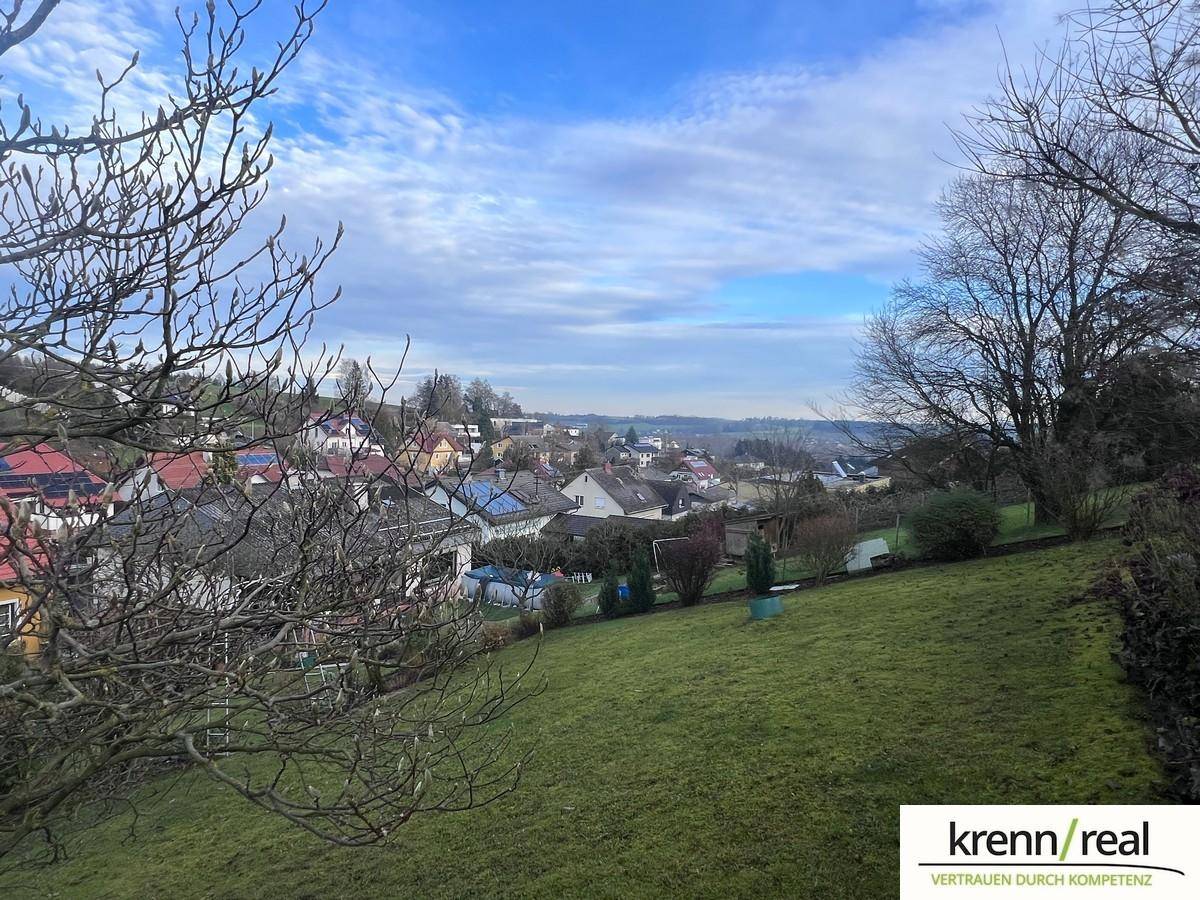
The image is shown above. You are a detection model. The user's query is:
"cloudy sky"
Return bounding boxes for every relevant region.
[4,0,1069,417]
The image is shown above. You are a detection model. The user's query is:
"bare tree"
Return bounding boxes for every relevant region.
[746,428,823,574]
[0,2,531,864]
[792,511,857,585]
[959,0,1200,244]
[847,173,1195,522]
[336,358,372,411]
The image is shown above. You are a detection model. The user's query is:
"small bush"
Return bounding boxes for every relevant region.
[907,490,1000,561]
[745,533,775,595]
[541,582,582,629]
[792,511,857,584]
[510,611,542,641]
[479,622,513,652]
[598,567,621,619]
[627,546,655,614]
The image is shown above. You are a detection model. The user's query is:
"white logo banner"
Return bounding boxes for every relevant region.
[901,805,1199,899]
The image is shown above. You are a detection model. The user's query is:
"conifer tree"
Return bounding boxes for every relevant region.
[598,567,622,619]
[628,545,655,614]
[745,533,776,596]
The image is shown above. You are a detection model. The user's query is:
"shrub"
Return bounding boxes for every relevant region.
[597,567,621,619]
[478,622,513,652]
[660,521,723,606]
[628,546,655,614]
[1116,467,1200,799]
[1031,441,1126,539]
[509,610,542,641]
[907,489,1000,561]
[541,582,582,629]
[791,511,857,584]
[745,533,775,596]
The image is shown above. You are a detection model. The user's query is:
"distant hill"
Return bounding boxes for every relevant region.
[530,413,868,439]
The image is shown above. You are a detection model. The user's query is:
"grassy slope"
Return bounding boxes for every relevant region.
[15,540,1165,899]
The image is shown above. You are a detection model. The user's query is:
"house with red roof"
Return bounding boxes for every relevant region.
[402,430,464,474]
[0,444,111,537]
[0,523,49,655]
[673,457,720,489]
[0,443,108,509]
[119,445,290,499]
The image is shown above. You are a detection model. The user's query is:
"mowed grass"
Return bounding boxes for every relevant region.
[858,490,1137,560]
[486,491,1138,622]
[13,540,1166,899]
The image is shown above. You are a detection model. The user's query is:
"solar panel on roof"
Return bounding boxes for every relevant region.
[0,471,101,497]
[236,452,277,466]
[461,480,526,515]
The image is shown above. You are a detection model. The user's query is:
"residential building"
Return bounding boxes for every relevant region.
[128,445,290,497]
[0,525,48,655]
[428,469,578,542]
[0,443,110,533]
[629,443,657,468]
[688,484,736,512]
[561,464,667,520]
[403,431,465,474]
[654,481,692,520]
[300,411,385,458]
[549,438,583,468]
[604,444,634,465]
[543,512,660,544]
[811,458,890,492]
[673,457,720,488]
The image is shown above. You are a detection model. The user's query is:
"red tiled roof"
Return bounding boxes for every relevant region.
[149,451,209,490]
[679,459,718,478]
[0,443,108,507]
[417,432,463,454]
[318,453,421,485]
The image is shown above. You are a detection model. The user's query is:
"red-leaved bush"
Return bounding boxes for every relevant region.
[660,518,724,606]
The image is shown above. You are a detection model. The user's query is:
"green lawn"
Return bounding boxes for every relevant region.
[8,539,1166,899]
[858,490,1136,560]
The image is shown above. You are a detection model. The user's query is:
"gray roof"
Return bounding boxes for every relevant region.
[654,480,692,515]
[452,470,578,524]
[107,482,478,576]
[544,513,659,539]
[689,485,735,505]
[584,465,666,515]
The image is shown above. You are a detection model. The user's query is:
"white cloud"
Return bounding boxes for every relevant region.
[0,0,1070,416]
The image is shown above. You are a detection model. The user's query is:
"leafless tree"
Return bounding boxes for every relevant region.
[337,358,372,411]
[0,1,533,865]
[959,1,1200,244]
[792,510,857,585]
[847,172,1195,522]
[746,428,823,574]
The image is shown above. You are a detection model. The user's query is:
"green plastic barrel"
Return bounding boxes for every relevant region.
[747,595,783,620]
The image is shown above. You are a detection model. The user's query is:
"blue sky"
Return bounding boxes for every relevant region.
[2,1,1065,416]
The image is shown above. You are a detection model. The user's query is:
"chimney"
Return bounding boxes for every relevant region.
[603,461,612,474]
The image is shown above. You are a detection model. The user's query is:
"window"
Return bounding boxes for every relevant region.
[574,495,584,506]
[0,600,16,642]
[595,497,605,509]
[424,551,458,584]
